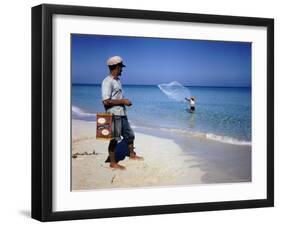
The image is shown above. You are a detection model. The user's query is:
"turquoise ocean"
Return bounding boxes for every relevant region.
[72,84,251,145]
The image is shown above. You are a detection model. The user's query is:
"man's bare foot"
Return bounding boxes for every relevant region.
[110,162,126,170]
[129,154,144,161]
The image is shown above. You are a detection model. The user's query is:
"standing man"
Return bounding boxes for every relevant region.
[102,56,143,169]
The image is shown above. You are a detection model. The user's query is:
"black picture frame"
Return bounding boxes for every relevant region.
[32,3,274,222]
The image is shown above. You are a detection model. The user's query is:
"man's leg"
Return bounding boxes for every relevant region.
[108,139,125,169]
[122,117,143,160]
[108,116,126,169]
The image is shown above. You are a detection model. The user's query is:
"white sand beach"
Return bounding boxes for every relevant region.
[72,119,205,190]
[72,119,251,190]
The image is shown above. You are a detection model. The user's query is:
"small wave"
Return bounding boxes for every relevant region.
[72,106,96,121]
[205,133,251,146]
[132,124,251,146]
[162,127,251,146]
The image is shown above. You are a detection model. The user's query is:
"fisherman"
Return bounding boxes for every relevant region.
[185,96,196,113]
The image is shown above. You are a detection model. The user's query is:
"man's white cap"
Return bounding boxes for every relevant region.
[107,56,126,67]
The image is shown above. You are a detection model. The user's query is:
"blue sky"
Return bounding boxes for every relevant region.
[71,34,251,87]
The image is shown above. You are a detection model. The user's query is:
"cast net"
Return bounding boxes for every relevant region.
[158,81,191,102]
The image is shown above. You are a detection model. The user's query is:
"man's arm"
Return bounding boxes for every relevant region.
[102,79,132,108]
[103,99,132,108]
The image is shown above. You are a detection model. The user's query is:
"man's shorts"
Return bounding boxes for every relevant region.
[112,115,135,144]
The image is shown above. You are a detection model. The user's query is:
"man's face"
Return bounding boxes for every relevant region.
[117,65,123,76]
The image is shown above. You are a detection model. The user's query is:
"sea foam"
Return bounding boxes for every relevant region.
[72,106,96,121]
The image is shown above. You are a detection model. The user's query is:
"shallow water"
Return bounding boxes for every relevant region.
[72,84,251,145]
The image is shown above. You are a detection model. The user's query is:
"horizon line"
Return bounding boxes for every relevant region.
[72,83,251,88]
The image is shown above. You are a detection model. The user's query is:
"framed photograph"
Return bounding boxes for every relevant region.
[32,4,274,221]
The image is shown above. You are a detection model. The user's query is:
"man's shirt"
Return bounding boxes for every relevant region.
[101,75,126,116]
